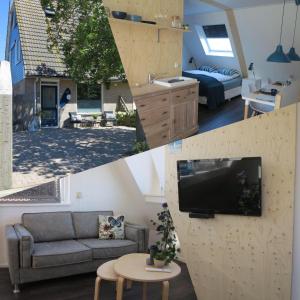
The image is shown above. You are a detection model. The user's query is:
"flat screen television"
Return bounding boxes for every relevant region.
[177,157,262,217]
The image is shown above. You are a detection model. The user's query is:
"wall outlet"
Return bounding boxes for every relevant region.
[76,192,82,199]
[174,62,179,69]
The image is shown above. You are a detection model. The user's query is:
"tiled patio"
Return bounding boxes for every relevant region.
[11,127,136,189]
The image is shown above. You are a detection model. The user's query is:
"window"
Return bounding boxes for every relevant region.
[77,83,102,114]
[197,24,234,58]
[44,7,56,17]
[15,39,21,64]
[11,11,17,29]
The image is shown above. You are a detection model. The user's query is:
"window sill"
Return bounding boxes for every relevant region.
[0,202,71,207]
[204,52,234,58]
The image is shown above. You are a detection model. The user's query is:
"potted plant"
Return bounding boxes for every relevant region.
[92,114,99,121]
[150,203,179,268]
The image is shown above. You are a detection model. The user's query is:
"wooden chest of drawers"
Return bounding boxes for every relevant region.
[134,83,199,149]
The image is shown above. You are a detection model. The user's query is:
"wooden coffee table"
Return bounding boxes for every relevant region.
[114,253,181,300]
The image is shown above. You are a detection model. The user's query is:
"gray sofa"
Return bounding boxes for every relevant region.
[5,211,149,293]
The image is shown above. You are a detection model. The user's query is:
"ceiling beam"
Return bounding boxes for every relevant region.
[225,9,248,77]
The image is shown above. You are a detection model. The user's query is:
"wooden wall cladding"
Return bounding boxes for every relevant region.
[103,0,184,96]
[165,104,297,300]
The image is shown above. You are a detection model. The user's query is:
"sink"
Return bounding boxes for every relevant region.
[153,76,197,88]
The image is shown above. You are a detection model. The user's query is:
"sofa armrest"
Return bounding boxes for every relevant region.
[5,225,20,285]
[14,224,34,268]
[125,223,149,253]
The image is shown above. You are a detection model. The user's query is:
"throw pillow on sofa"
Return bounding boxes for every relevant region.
[98,215,125,240]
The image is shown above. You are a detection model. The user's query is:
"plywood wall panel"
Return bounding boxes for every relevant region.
[165,105,297,300]
[103,0,184,95]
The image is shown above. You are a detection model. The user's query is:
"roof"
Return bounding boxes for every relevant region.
[14,0,67,77]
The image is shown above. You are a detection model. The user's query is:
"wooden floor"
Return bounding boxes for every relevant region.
[0,261,197,300]
[198,96,244,134]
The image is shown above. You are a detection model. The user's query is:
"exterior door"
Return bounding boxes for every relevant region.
[41,85,58,127]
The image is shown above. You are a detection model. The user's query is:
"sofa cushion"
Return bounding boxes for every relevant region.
[99,215,125,240]
[22,212,76,242]
[72,211,113,239]
[78,239,137,259]
[32,240,92,269]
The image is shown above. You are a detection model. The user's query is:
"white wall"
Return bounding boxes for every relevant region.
[0,156,163,266]
[125,146,165,196]
[182,43,194,70]
[184,2,300,81]
[235,2,300,81]
[0,61,12,190]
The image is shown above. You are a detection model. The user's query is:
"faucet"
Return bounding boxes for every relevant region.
[148,73,156,84]
[148,72,168,84]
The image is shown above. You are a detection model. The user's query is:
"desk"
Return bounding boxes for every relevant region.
[242,92,276,119]
[242,82,284,119]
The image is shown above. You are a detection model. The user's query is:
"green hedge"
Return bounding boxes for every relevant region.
[116,111,136,128]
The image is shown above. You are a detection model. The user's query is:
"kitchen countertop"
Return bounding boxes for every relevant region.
[131,82,198,98]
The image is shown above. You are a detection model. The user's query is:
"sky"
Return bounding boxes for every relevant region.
[0,0,10,60]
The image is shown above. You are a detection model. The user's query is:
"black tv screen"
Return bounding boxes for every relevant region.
[177,157,262,216]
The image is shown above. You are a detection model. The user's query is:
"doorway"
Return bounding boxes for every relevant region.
[41,84,58,127]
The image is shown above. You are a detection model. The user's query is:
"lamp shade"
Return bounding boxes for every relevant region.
[267,45,291,63]
[287,47,300,61]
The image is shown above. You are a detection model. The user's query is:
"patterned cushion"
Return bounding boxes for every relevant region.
[99,215,125,240]
[199,65,217,72]
[215,67,240,77]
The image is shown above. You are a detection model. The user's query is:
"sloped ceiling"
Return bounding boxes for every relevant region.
[184,0,221,15]
[185,0,294,15]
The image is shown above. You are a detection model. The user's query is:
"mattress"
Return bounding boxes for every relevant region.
[184,69,242,92]
[183,70,240,82]
[222,77,243,91]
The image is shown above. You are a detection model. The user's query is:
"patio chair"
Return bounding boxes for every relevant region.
[69,112,83,128]
[103,111,117,127]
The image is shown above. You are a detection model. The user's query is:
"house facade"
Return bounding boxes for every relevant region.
[5,0,133,131]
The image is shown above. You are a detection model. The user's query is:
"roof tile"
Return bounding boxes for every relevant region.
[14,0,67,77]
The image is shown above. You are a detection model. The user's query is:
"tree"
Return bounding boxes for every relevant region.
[41,0,124,86]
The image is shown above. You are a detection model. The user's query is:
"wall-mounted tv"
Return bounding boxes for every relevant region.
[177,157,262,217]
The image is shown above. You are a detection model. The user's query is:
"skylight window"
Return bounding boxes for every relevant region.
[44,7,56,17]
[197,24,234,58]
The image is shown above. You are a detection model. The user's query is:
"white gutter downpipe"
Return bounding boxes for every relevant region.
[0,61,13,190]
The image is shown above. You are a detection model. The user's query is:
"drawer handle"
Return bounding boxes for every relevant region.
[162,111,168,115]
[162,98,167,102]
[176,95,180,98]
[140,104,146,107]
[141,118,146,121]
[162,123,168,128]
[162,135,167,138]
[191,91,196,94]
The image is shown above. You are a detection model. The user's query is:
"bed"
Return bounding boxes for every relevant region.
[182,67,243,110]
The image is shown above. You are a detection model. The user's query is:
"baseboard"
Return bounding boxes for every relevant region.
[0,264,8,268]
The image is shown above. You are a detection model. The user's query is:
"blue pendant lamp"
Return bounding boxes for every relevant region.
[267,0,290,63]
[287,5,300,61]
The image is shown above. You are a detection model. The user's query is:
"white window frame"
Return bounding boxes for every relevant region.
[196,25,234,58]
[11,11,17,29]
[15,39,21,65]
